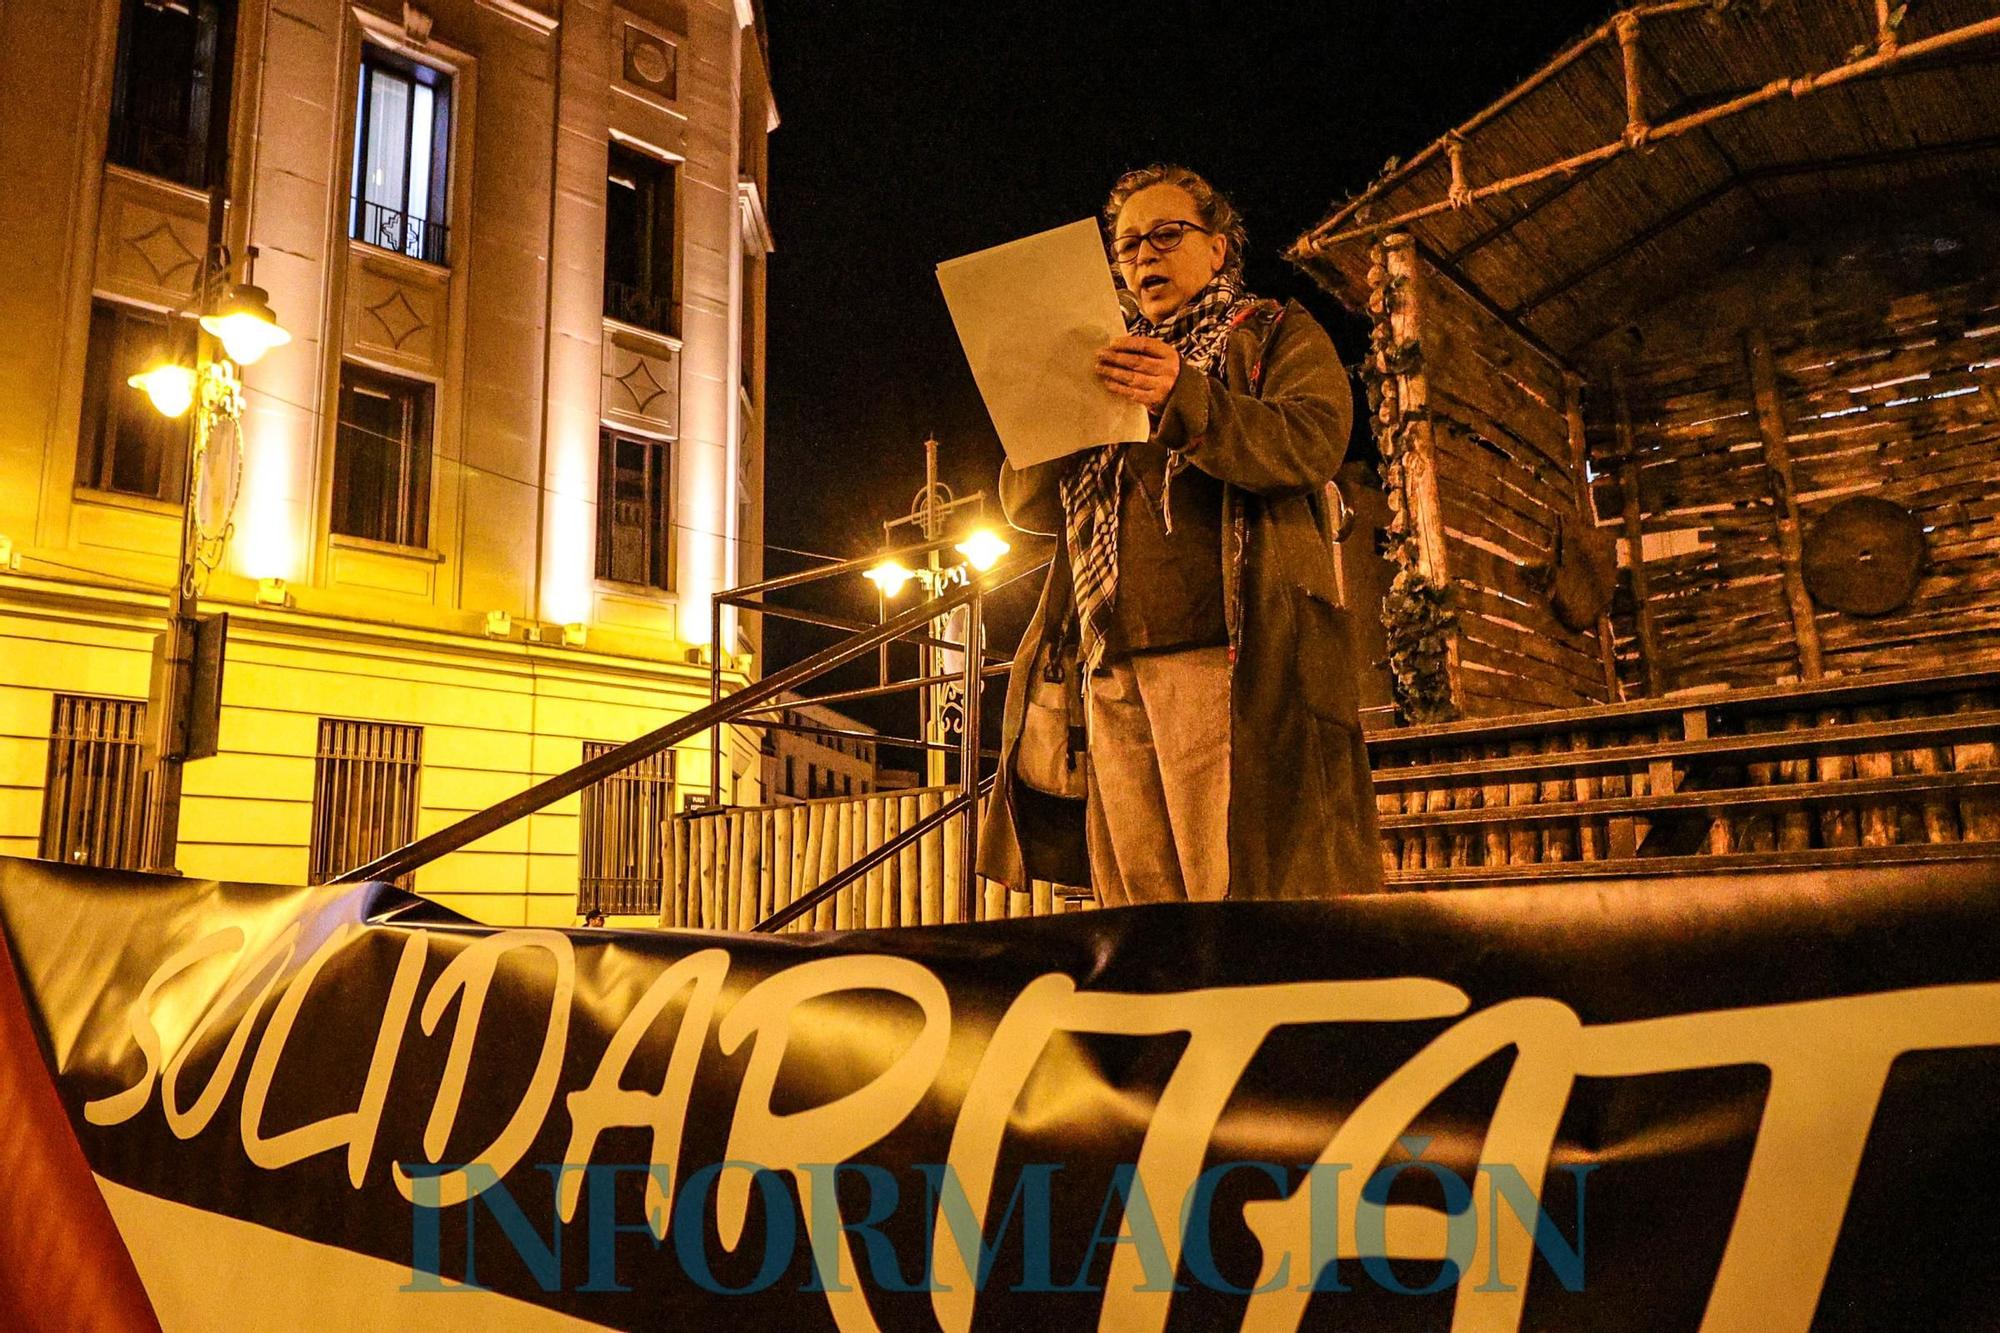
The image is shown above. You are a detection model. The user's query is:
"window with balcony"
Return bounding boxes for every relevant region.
[40,695,152,870]
[604,143,677,336]
[578,742,674,915]
[309,718,421,887]
[596,429,672,590]
[350,46,451,265]
[107,0,234,189]
[332,363,433,548]
[77,301,193,503]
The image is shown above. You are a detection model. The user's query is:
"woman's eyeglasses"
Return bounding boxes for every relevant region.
[1110,220,1212,263]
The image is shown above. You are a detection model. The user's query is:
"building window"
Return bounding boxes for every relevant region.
[309,719,421,887]
[107,0,234,189]
[332,363,433,548]
[604,143,676,336]
[578,741,674,915]
[350,45,451,265]
[39,695,151,869]
[77,302,194,503]
[596,430,671,590]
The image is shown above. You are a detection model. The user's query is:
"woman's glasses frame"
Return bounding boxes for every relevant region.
[1110,219,1213,264]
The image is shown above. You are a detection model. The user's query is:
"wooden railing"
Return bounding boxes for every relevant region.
[663,663,2000,925]
[664,787,1090,932]
[1370,662,2000,888]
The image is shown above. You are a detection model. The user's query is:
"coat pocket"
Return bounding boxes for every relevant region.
[1291,586,1361,728]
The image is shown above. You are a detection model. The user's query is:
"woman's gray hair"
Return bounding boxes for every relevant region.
[1103,164,1248,283]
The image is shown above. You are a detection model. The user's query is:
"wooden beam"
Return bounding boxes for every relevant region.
[1609,369,1665,695]
[1381,235,1463,706]
[1565,374,1622,701]
[1744,327,1825,681]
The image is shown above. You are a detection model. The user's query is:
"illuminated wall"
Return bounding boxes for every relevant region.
[0,0,772,923]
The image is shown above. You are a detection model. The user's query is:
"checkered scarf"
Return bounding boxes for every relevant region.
[1061,277,1254,671]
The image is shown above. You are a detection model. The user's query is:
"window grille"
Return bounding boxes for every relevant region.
[596,431,672,590]
[77,302,195,503]
[40,695,152,870]
[309,719,422,887]
[332,363,433,548]
[578,741,674,915]
[350,45,452,264]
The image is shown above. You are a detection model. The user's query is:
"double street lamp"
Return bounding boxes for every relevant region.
[859,438,1009,788]
[132,259,290,871]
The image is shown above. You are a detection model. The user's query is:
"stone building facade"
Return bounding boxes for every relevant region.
[0,0,774,924]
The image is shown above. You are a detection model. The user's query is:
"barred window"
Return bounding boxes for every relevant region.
[309,719,421,887]
[40,695,152,869]
[578,741,674,916]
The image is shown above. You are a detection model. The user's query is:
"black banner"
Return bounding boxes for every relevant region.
[4,854,2000,1330]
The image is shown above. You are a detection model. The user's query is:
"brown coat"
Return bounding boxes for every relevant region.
[978,299,1386,899]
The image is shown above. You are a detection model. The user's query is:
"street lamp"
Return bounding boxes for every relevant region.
[862,439,1007,790]
[199,282,291,366]
[126,362,197,419]
[132,252,289,873]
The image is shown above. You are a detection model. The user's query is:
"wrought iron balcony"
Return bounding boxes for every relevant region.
[351,196,449,266]
[107,114,208,190]
[604,279,675,338]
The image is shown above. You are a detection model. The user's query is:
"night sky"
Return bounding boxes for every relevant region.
[757,0,1613,739]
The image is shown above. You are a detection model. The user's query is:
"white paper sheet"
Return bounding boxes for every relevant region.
[936,218,1148,469]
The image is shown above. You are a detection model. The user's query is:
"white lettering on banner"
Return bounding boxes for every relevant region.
[392,930,576,1207]
[558,948,730,1232]
[716,955,952,1333]
[80,925,2000,1333]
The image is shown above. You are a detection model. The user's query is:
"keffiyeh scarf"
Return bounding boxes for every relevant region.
[1061,276,1257,671]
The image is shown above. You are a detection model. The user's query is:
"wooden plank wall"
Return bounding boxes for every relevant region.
[1413,251,1616,715]
[1591,348,1797,693]
[1777,277,2000,672]
[1589,272,2000,694]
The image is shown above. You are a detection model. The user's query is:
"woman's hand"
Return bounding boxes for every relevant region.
[1095,335,1180,412]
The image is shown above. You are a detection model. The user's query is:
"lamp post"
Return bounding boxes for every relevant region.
[863,439,1008,789]
[132,210,290,872]
[863,439,1007,920]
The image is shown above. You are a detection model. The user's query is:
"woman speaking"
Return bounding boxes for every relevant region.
[980,164,1382,905]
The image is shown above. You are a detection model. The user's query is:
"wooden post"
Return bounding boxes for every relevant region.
[1744,328,1825,681]
[1565,375,1621,699]
[899,793,921,924]
[1954,693,2000,841]
[1507,737,1539,865]
[1853,706,1898,847]
[1482,743,1510,867]
[1615,12,1649,145]
[1380,234,1463,708]
[1815,708,1860,849]
[1610,370,1665,695]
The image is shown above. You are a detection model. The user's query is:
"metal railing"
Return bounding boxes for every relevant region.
[107,115,208,190]
[351,197,449,266]
[604,279,675,337]
[334,546,1048,921]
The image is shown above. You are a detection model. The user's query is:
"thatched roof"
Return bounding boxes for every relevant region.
[1292,0,2000,359]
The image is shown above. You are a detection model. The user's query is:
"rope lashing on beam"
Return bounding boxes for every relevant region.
[1297,6,2000,257]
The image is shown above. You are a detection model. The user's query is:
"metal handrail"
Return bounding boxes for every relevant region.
[333,552,1047,888]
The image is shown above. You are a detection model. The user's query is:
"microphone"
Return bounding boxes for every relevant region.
[1117,288,1141,327]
